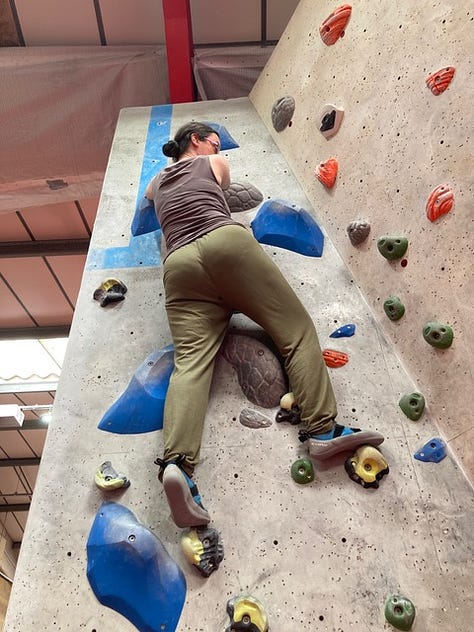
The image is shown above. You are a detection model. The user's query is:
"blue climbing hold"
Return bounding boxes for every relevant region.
[131,196,160,236]
[203,122,239,150]
[330,324,356,338]
[250,199,324,257]
[98,345,174,434]
[87,502,186,632]
[414,437,447,463]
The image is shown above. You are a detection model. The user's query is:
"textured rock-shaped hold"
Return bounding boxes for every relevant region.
[383,296,405,321]
[426,184,454,221]
[347,220,371,245]
[422,321,453,349]
[414,437,447,463]
[384,595,416,631]
[224,182,264,213]
[250,199,324,257]
[271,96,295,132]
[425,66,455,95]
[220,334,287,408]
[239,408,273,429]
[399,392,425,421]
[319,104,345,139]
[320,4,352,45]
[181,526,224,578]
[291,458,315,484]
[87,502,186,632]
[344,445,389,489]
[330,324,356,338]
[377,235,408,260]
[315,158,338,188]
[131,196,160,236]
[322,349,349,368]
[226,595,269,632]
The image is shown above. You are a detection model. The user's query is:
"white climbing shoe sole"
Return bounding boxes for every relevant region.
[308,430,385,460]
[162,464,210,528]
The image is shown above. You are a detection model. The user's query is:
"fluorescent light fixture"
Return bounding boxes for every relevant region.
[0,404,25,429]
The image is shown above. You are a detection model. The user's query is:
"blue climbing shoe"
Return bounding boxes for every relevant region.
[299,424,384,460]
[160,462,210,528]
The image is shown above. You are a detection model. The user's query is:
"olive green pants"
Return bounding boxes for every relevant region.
[162,225,337,474]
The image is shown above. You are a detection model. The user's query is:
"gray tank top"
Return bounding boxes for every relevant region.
[149,156,242,259]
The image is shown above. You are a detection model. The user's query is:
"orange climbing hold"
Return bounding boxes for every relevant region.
[426,184,454,221]
[320,5,352,46]
[316,158,338,188]
[322,349,349,368]
[425,66,455,95]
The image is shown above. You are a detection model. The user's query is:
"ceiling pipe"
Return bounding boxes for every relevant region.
[0,458,41,467]
[0,238,89,258]
[0,326,69,340]
[0,503,30,513]
[162,0,195,103]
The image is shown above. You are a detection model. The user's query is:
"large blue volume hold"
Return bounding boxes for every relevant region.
[131,196,160,236]
[250,199,324,257]
[87,502,186,632]
[98,345,174,434]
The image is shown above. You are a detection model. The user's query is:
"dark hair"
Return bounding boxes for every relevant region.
[162,122,218,161]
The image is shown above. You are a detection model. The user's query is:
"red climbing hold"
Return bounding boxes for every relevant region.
[322,349,349,368]
[425,66,455,95]
[320,5,352,46]
[316,158,338,188]
[426,184,454,222]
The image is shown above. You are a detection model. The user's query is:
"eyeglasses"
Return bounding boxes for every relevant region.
[204,137,220,153]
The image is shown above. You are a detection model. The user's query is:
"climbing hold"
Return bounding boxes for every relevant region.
[276,392,301,425]
[330,324,355,338]
[425,66,455,95]
[87,502,186,632]
[319,4,352,46]
[220,334,287,408]
[315,158,338,188]
[131,196,160,236]
[414,437,447,463]
[226,595,269,632]
[322,349,349,368]
[319,104,345,140]
[250,199,324,257]
[239,408,273,429]
[399,392,425,421]
[98,345,174,434]
[384,595,416,630]
[291,458,315,484]
[377,236,408,260]
[181,526,224,578]
[347,220,370,245]
[383,296,405,321]
[94,461,130,491]
[426,184,454,222]
[224,182,264,213]
[344,445,389,489]
[271,96,295,132]
[93,279,127,307]
[203,122,239,149]
[422,321,453,349]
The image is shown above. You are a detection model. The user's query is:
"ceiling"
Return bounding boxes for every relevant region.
[0,0,298,553]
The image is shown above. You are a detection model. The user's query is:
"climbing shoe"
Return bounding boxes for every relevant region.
[156,456,210,528]
[299,424,384,460]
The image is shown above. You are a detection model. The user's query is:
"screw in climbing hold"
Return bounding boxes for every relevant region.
[271,96,295,132]
[181,526,224,577]
[344,445,389,489]
[93,278,127,307]
[315,158,338,188]
[291,458,315,484]
[319,5,352,46]
[347,220,370,245]
[426,184,454,221]
[319,104,345,140]
[330,323,356,338]
[226,595,269,632]
[425,66,455,95]
[422,321,453,349]
[322,349,349,368]
[414,437,447,463]
[94,461,130,491]
[384,594,416,630]
[399,392,425,421]
[383,296,405,321]
[377,236,408,261]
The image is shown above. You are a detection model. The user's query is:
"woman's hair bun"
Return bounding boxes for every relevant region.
[162,140,180,158]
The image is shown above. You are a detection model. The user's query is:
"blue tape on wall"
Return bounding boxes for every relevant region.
[87,104,172,270]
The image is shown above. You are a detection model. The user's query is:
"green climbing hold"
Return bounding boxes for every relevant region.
[384,594,416,631]
[422,321,453,349]
[383,296,405,321]
[291,458,314,484]
[377,236,408,260]
[399,392,425,421]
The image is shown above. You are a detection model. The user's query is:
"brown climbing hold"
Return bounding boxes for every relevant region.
[315,158,338,188]
[224,182,264,213]
[426,184,454,222]
[319,4,352,46]
[271,96,295,132]
[425,66,455,95]
[322,349,349,368]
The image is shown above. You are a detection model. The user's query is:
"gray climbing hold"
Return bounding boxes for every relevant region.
[347,221,371,245]
[271,96,295,132]
[383,296,405,321]
[239,408,273,429]
[224,182,264,213]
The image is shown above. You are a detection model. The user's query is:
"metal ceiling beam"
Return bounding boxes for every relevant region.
[0,325,70,340]
[0,238,89,258]
[0,381,57,394]
[0,457,41,467]
[0,503,30,513]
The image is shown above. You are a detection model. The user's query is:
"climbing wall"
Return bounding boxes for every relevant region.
[4,96,473,631]
[249,0,474,481]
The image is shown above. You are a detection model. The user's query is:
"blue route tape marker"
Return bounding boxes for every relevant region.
[87,104,172,270]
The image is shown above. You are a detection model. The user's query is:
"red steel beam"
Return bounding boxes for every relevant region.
[162,0,195,103]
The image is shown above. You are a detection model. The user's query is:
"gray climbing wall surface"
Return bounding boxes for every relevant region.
[4,96,473,630]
